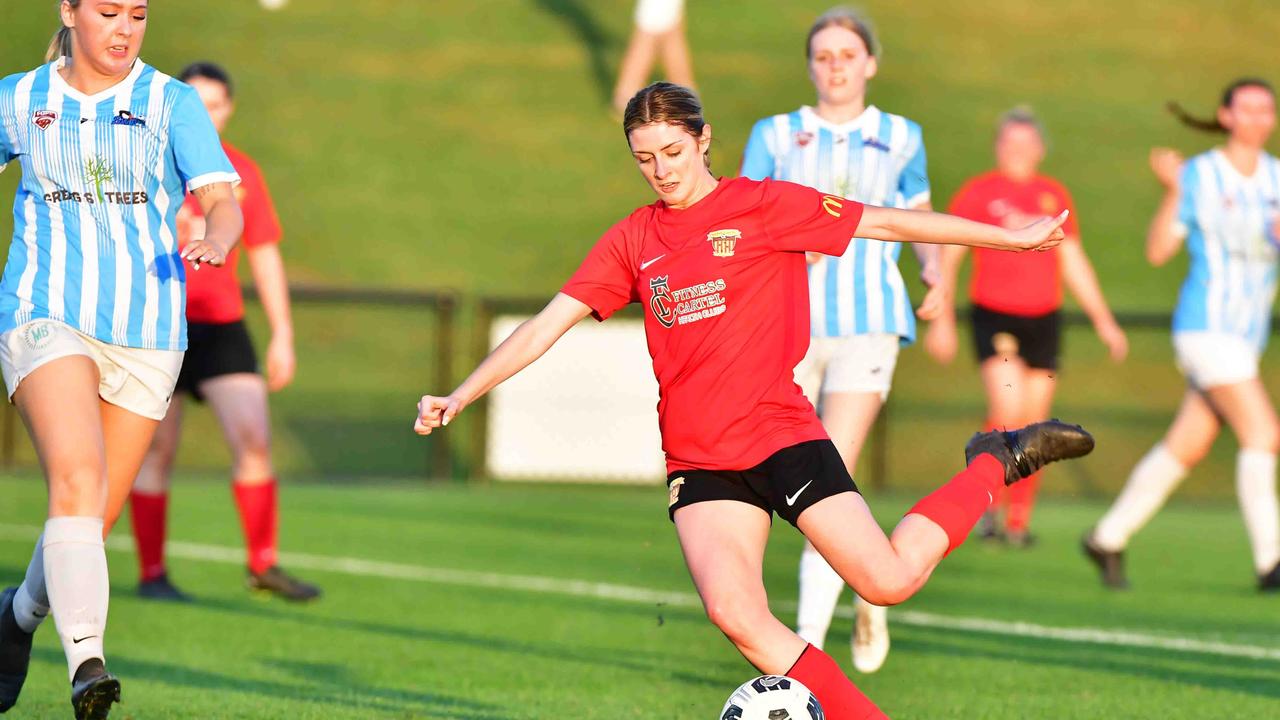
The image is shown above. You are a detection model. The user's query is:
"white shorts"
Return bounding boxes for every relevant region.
[795,333,901,404]
[635,0,684,33]
[0,320,183,421]
[1173,331,1259,390]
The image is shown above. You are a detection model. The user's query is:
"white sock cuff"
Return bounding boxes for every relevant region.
[43,517,104,547]
[1238,448,1278,470]
[1149,443,1190,479]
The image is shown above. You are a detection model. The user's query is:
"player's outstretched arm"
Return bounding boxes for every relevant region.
[857,205,1069,252]
[183,182,243,269]
[415,293,593,435]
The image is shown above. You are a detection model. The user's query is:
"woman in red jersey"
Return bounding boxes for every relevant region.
[127,62,320,602]
[414,83,1093,719]
[932,107,1128,547]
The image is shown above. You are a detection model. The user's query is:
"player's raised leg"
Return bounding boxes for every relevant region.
[676,501,886,720]
[1086,389,1217,588]
[202,374,320,601]
[802,421,1094,608]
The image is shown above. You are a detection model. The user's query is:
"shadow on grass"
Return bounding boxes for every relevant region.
[532,0,615,105]
[184,593,736,687]
[895,626,1280,701]
[30,647,511,719]
[282,415,439,478]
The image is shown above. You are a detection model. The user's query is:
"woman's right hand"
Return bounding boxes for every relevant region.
[1150,148,1184,189]
[1004,210,1069,252]
[415,395,464,435]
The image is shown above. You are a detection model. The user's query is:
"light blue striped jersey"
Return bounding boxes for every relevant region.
[741,105,929,341]
[1172,149,1280,352]
[0,58,238,351]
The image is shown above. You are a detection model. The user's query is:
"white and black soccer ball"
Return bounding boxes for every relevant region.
[720,675,824,720]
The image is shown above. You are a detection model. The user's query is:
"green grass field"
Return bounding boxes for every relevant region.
[1,473,1278,719]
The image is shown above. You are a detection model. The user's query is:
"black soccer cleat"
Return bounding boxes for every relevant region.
[137,574,193,603]
[965,419,1095,486]
[247,566,322,602]
[1082,532,1130,590]
[0,587,33,713]
[1259,561,1280,592]
[70,659,120,720]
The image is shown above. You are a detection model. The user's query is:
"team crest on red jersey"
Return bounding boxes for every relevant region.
[1038,192,1059,214]
[707,228,740,258]
[32,110,57,130]
[794,131,814,148]
[649,276,675,328]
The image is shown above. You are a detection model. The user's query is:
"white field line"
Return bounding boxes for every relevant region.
[0,523,1277,662]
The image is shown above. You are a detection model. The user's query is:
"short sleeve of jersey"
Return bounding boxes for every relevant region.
[0,80,14,173]
[170,88,239,191]
[899,123,930,207]
[761,179,864,255]
[237,157,283,248]
[740,119,775,181]
[1049,181,1080,237]
[1173,161,1199,239]
[561,219,639,322]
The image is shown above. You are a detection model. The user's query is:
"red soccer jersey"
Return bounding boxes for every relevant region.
[179,142,283,324]
[948,171,1078,317]
[562,177,864,473]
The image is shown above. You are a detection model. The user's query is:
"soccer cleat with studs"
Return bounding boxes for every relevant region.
[137,574,193,603]
[965,419,1095,486]
[70,658,120,720]
[0,587,33,713]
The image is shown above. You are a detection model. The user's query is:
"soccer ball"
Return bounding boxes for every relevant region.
[259,0,288,9]
[720,675,824,719]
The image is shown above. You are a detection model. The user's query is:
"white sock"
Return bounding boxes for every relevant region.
[796,545,845,649]
[43,517,109,681]
[1094,444,1187,551]
[1236,448,1280,575]
[12,534,50,634]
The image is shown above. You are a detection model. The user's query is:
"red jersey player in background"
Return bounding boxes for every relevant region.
[127,62,320,602]
[931,107,1127,547]
[414,83,1093,718]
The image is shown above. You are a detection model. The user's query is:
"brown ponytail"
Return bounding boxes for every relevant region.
[45,1,79,63]
[1168,77,1275,134]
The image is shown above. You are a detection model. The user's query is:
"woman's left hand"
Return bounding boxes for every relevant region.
[181,236,229,270]
[1005,210,1070,252]
[1096,320,1129,362]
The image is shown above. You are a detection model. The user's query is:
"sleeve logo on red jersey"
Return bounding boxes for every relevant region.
[649,276,676,328]
[707,228,740,258]
[821,195,843,218]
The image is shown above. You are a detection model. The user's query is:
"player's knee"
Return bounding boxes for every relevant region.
[703,598,764,645]
[47,465,107,514]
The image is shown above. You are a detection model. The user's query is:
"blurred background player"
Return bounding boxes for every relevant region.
[932,107,1128,547]
[0,2,242,716]
[128,62,320,603]
[415,82,1087,720]
[740,7,948,674]
[1084,79,1280,591]
[611,0,695,116]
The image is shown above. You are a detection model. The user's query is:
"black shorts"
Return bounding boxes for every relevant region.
[971,304,1061,371]
[666,440,859,527]
[175,320,259,401]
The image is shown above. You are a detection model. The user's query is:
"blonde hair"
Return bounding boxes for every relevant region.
[45,1,80,63]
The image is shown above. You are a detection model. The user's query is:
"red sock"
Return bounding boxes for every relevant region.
[130,491,168,582]
[907,454,1004,554]
[233,479,278,575]
[788,644,886,720]
[1005,470,1041,533]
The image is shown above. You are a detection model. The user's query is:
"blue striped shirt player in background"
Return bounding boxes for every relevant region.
[740,7,951,676]
[1086,79,1280,595]
[0,2,242,718]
